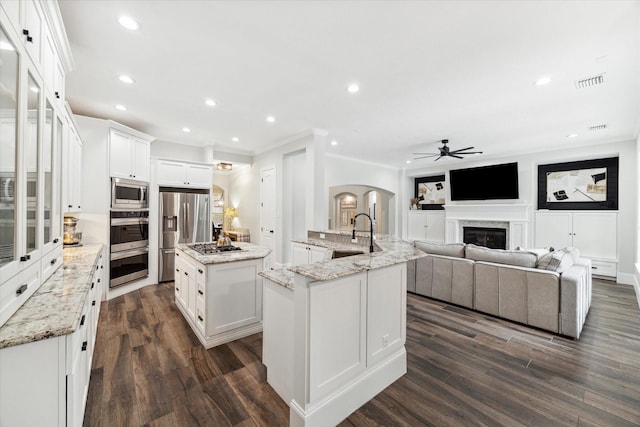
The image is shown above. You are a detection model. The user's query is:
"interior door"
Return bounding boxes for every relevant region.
[261,167,276,262]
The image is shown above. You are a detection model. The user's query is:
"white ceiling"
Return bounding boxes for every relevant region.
[58,0,640,168]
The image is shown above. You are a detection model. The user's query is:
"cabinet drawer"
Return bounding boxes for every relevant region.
[195,304,205,332]
[67,302,90,373]
[41,246,62,283]
[0,264,40,327]
[590,260,617,278]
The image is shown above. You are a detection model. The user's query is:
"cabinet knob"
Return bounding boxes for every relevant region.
[50,258,57,265]
[198,315,204,322]
[26,36,33,43]
[175,268,179,272]
[198,268,203,274]
[81,341,88,351]
[22,29,29,36]
[80,315,86,326]
[53,238,59,244]
[184,271,188,276]
[198,290,203,295]
[68,205,73,208]
[91,282,95,289]
[55,91,60,99]
[92,300,96,306]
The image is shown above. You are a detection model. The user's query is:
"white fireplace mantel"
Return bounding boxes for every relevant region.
[443,204,530,248]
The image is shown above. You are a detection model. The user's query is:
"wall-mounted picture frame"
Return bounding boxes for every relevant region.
[415,174,446,210]
[537,156,618,210]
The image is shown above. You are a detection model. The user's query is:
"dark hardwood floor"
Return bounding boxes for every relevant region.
[84,279,640,426]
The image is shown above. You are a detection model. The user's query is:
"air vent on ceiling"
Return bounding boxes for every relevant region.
[576,74,605,89]
[589,124,607,132]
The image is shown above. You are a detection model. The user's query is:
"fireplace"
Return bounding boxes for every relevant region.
[463,227,507,249]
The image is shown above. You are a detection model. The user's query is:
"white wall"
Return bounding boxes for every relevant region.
[282,149,307,264]
[151,140,206,163]
[404,139,638,281]
[635,133,640,307]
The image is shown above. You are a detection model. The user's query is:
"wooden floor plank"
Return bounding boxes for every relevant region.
[85,279,640,426]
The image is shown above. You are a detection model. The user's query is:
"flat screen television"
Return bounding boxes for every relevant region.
[449,162,519,201]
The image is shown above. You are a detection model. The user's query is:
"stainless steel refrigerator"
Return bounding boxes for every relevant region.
[159,188,210,282]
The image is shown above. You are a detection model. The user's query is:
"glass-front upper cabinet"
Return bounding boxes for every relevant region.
[43,99,53,246]
[0,26,19,275]
[52,116,63,243]
[25,72,41,260]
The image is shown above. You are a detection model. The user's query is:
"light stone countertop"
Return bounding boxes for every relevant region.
[177,241,271,265]
[0,244,104,350]
[264,233,426,287]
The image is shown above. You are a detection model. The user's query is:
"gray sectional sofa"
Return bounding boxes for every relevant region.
[407,242,592,339]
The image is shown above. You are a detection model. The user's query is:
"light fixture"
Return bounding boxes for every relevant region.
[331,140,338,146]
[266,115,275,123]
[29,86,39,93]
[347,83,359,93]
[217,162,233,170]
[119,75,135,84]
[406,160,411,164]
[232,137,239,142]
[535,76,551,86]
[205,99,217,107]
[182,127,191,133]
[567,133,578,138]
[115,104,127,111]
[118,16,140,31]
[0,40,14,51]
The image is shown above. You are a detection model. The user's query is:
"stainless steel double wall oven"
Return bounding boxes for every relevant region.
[110,178,149,288]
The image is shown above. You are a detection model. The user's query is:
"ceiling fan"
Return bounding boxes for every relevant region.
[413,139,483,161]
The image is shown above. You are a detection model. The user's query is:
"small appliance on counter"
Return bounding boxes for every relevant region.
[63,216,82,246]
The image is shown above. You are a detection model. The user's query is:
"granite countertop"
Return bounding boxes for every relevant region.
[260,269,295,290]
[264,233,426,287]
[177,241,271,265]
[0,244,104,350]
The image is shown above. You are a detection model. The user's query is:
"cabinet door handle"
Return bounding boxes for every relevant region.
[26,36,33,43]
[184,272,188,276]
[68,205,73,208]
[92,300,96,306]
[91,282,95,289]
[592,266,598,270]
[198,315,204,322]
[198,290,203,295]
[22,29,29,36]
[175,287,180,291]
[53,238,59,244]
[80,315,86,326]
[81,341,87,351]
[16,284,28,296]
[50,258,57,265]
[175,268,179,272]
[55,91,60,99]
[97,278,101,283]
[198,268,203,274]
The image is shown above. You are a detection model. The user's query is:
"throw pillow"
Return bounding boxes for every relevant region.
[537,248,575,273]
[414,241,465,258]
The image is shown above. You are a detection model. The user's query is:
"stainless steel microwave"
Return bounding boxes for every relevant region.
[111,177,148,209]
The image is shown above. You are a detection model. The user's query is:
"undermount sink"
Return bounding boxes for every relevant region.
[331,249,364,259]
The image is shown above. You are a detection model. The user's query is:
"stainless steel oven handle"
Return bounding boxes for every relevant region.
[110,247,149,261]
[111,217,149,225]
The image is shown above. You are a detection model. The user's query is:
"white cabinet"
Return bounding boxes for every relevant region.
[0,246,105,427]
[535,211,617,278]
[175,249,264,348]
[157,160,213,189]
[62,112,82,213]
[407,210,445,243]
[291,242,328,266]
[109,129,150,182]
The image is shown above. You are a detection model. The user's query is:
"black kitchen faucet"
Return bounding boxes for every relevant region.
[352,213,374,253]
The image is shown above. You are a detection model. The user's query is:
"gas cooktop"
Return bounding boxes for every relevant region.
[189,243,243,255]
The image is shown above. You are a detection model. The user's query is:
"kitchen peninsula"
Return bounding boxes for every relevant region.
[261,232,426,427]
[175,242,271,348]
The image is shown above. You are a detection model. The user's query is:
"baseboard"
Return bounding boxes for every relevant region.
[106,277,157,300]
[616,272,636,286]
[634,264,640,310]
[289,348,406,427]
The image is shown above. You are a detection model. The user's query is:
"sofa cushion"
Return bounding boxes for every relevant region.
[515,246,553,262]
[414,241,465,258]
[465,243,537,268]
[537,248,576,273]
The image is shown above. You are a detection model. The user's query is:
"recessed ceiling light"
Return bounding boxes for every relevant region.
[0,40,14,51]
[115,104,127,111]
[347,83,359,93]
[30,86,39,93]
[232,137,239,142]
[266,115,275,123]
[331,140,338,146]
[406,160,411,164]
[182,127,191,133]
[535,76,551,86]
[567,133,578,138]
[118,16,140,31]
[119,75,135,84]
[205,99,217,107]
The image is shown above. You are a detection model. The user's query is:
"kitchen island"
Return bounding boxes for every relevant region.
[175,242,271,348]
[261,232,426,427]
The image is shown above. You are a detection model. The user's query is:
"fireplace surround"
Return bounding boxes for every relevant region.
[463,226,507,249]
